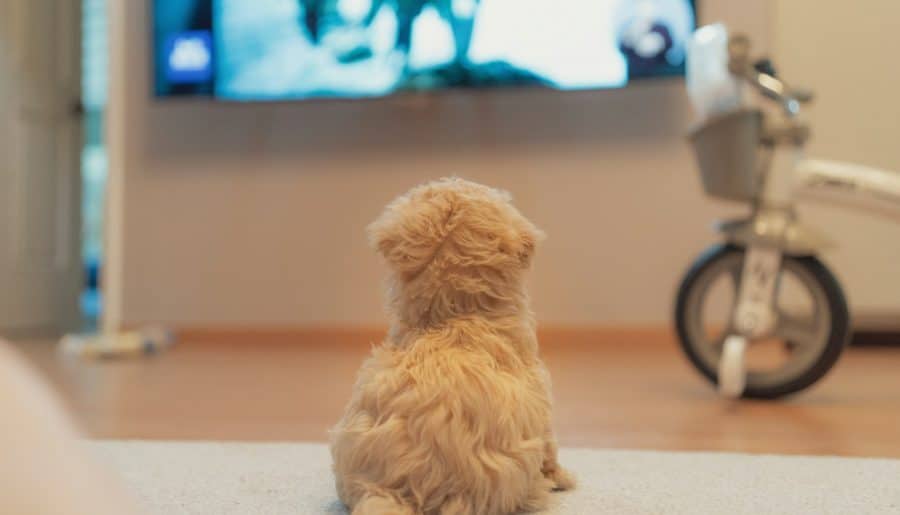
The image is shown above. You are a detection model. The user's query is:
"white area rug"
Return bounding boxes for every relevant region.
[91,441,900,515]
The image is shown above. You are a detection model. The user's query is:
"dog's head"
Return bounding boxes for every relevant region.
[368,178,544,326]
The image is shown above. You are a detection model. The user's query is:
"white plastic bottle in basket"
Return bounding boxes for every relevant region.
[686,23,749,120]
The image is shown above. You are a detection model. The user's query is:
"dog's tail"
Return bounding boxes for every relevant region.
[351,491,414,515]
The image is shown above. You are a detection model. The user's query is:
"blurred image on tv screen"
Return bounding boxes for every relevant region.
[154,0,695,100]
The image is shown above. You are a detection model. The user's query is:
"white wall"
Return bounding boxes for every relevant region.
[107,0,898,329]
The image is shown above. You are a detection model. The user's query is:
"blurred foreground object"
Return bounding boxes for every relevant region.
[0,340,142,514]
[60,326,176,359]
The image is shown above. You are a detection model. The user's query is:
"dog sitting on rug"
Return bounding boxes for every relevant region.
[330,178,575,515]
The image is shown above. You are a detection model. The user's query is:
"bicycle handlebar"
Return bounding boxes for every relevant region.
[727,34,813,116]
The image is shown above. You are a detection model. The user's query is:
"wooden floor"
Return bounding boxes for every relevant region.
[13,334,900,458]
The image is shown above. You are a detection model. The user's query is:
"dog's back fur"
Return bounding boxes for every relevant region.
[330,178,574,515]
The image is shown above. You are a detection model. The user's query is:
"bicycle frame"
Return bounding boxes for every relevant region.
[797,158,900,205]
[723,145,900,253]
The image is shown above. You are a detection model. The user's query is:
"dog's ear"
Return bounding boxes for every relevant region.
[515,222,545,267]
[367,189,454,274]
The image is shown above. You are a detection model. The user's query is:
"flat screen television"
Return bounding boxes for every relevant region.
[153,0,697,101]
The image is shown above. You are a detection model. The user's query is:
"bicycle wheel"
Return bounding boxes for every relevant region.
[674,244,851,399]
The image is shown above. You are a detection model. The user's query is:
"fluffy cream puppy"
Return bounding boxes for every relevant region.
[331,178,574,515]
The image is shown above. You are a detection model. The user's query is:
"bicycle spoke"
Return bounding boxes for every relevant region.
[774,311,818,347]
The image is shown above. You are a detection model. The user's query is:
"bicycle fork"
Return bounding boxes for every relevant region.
[720,245,782,397]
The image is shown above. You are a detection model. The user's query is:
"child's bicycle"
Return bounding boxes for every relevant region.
[674,24,900,399]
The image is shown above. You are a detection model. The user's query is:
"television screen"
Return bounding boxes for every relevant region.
[153,0,696,101]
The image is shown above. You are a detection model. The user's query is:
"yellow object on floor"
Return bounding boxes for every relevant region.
[60,327,175,359]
